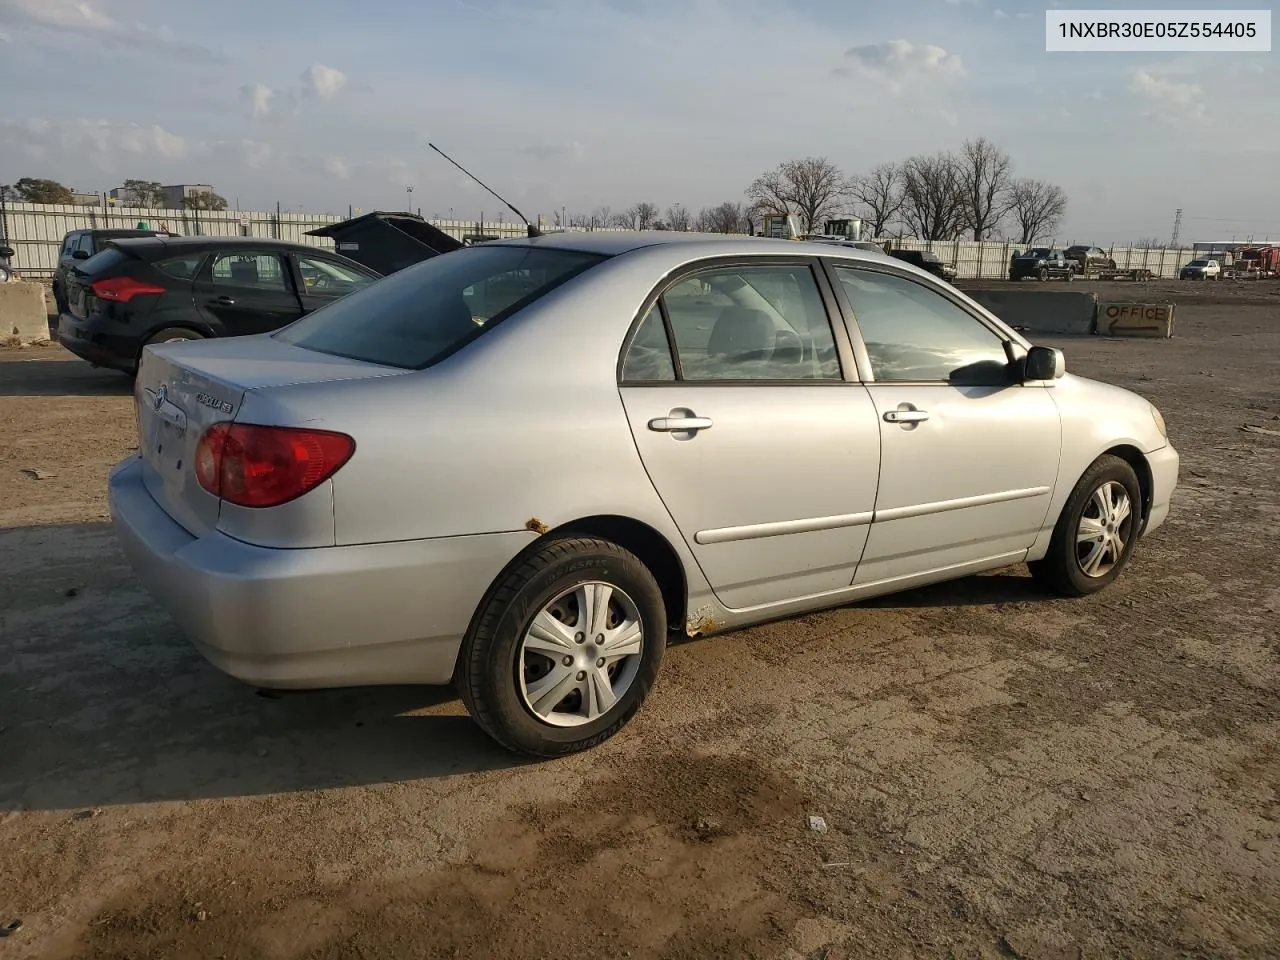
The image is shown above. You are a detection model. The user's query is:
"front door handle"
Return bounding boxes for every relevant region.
[211,296,236,306]
[883,409,929,424]
[648,416,713,432]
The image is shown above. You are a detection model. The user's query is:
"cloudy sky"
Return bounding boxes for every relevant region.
[0,0,1275,242]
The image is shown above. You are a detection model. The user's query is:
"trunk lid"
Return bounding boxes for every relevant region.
[133,334,406,536]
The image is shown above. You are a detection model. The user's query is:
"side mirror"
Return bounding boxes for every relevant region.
[0,246,13,259]
[72,249,90,260]
[1024,345,1066,381]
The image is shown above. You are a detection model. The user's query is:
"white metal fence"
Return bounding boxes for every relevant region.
[0,203,553,276]
[0,200,1202,281]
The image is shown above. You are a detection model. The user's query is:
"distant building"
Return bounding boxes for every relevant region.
[68,190,99,206]
[109,186,148,207]
[162,184,215,209]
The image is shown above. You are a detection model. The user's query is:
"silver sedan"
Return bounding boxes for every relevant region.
[109,232,1179,756]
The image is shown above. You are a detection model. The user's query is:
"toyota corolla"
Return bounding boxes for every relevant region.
[108,232,1179,756]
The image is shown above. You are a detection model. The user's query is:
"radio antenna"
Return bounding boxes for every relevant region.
[428,142,544,238]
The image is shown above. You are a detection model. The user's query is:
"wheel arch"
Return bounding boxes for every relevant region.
[1102,444,1153,524]
[544,515,687,634]
[450,514,689,682]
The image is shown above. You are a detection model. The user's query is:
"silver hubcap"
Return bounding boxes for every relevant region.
[1076,481,1133,578]
[517,581,644,727]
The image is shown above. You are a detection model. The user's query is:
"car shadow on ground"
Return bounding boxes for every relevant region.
[0,353,132,397]
[0,521,531,813]
[861,569,1049,608]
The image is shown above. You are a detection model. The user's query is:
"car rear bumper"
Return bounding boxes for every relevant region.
[108,455,527,689]
[56,313,139,372]
[1143,442,1179,537]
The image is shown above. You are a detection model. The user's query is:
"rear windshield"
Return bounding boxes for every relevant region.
[77,247,132,275]
[274,245,607,369]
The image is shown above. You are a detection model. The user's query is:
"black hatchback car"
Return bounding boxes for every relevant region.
[52,227,176,314]
[56,237,382,375]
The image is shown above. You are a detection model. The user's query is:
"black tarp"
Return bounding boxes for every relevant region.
[306,211,463,276]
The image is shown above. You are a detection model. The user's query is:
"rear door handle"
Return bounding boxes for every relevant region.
[648,416,713,432]
[211,296,235,306]
[883,409,929,423]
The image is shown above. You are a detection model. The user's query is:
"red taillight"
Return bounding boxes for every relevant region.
[91,276,166,303]
[194,423,355,508]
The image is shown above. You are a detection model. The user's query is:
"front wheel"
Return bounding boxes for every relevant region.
[456,536,667,757]
[1038,267,1049,281]
[1030,454,1143,597]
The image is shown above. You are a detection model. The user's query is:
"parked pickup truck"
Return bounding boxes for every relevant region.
[1009,247,1076,281]
[1179,258,1221,280]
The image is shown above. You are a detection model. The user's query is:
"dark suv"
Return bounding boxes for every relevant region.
[52,228,174,314]
[1009,248,1076,281]
[1064,245,1116,276]
[889,248,958,283]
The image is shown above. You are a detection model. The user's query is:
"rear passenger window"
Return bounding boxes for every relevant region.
[621,306,675,381]
[660,264,840,381]
[211,252,289,292]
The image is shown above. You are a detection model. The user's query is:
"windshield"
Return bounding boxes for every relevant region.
[1025,248,1052,258]
[274,245,607,369]
[1188,260,1208,267]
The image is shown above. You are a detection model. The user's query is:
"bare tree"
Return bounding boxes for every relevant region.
[665,203,691,232]
[1008,178,1067,245]
[695,201,749,234]
[956,137,1014,240]
[616,201,659,230]
[746,157,847,234]
[589,206,613,229]
[899,152,964,240]
[844,162,906,239]
[847,162,904,239]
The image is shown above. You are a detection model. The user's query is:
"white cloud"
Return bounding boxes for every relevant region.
[239,139,272,169]
[0,27,11,41]
[1129,70,1206,121]
[993,8,1008,19]
[0,0,222,59]
[1016,11,1032,18]
[0,117,186,160]
[303,63,347,99]
[0,0,114,32]
[522,141,585,161]
[325,156,350,179]
[242,83,273,119]
[840,40,965,94]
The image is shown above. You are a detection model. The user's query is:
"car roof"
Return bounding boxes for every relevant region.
[106,236,337,254]
[485,230,888,259]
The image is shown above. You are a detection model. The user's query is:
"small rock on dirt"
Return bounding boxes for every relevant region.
[73,808,101,820]
[807,815,829,834]
[20,468,55,480]
[0,919,22,937]
[193,909,209,922]
[1244,839,1262,852]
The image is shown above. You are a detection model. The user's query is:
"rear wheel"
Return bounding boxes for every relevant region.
[1030,454,1143,597]
[456,536,667,757]
[131,327,206,377]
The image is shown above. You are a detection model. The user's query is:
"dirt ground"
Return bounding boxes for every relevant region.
[1,279,1277,959]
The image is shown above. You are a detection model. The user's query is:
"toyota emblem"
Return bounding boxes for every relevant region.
[153,384,167,411]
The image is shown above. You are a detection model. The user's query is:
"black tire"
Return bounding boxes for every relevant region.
[1029,454,1143,598]
[456,536,667,757]
[1038,267,1049,281]
[53,286,67,315]
[146,326,205,346]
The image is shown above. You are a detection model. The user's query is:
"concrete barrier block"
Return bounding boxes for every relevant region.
[962,288,1098,336]
[1097,302,1175,338]
[0,282,51,343]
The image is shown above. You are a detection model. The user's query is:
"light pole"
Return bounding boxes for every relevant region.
[406,185,413,214]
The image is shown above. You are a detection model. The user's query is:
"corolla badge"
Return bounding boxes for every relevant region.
[196,392,235,415]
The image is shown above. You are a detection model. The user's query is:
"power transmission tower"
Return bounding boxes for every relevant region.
[1170,208,1183,248]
